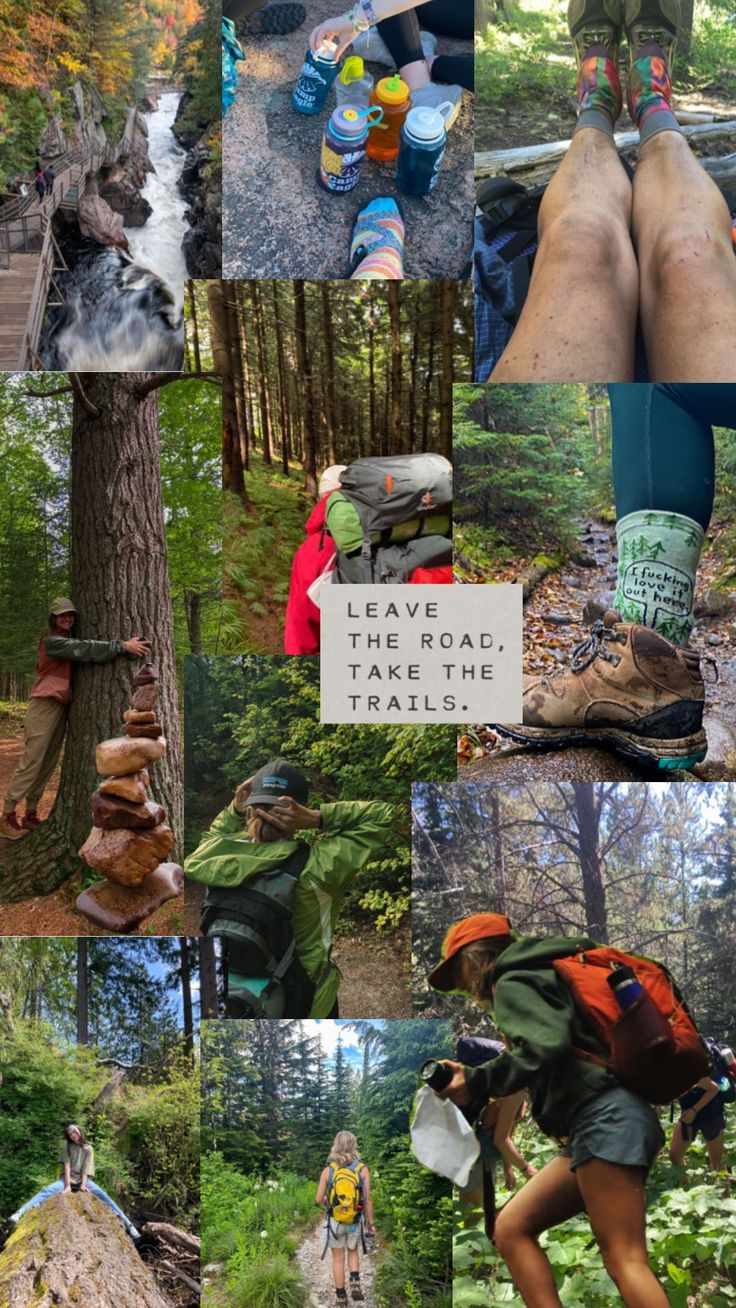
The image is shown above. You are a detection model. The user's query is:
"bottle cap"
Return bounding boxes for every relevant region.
[316,38,338,62]
[339,55,365,85]
[330,106,369,138]
[404,105,448,142]
[377,73,409,105]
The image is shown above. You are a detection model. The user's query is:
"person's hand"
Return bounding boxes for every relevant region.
[522,1162,537,1179]
[309,15,355,59]
[234,778,254,815]
[254,797,321,836]
[79,1182,89,1192]
[503,1165,515,1190]
[434,1061,472,1107]
[61,1186,72,1196]
[681,1108,696,1125]
[123,638,151,657]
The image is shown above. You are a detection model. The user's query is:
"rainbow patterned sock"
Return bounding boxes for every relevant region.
[627,43,680,143]
[575,47,623,138]
[350,198,405,280]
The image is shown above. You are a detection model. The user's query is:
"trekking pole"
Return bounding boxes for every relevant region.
[482,1164,496,1241]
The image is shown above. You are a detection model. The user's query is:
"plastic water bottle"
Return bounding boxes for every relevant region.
[292,39,340,116]
[420,1058,454,1092]
[319,105,383,194]
[396,103,453,197]
[366,74,411,163]
[335,56,374,109]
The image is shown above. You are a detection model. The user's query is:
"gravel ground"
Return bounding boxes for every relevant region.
[223,0,473,278]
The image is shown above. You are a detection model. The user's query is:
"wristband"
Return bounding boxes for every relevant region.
[360,0,379,22]
[348,4,370,32]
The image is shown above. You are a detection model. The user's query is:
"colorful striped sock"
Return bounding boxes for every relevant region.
[350,198,405,280]
[575,47,623,138]
[627,43,680,143]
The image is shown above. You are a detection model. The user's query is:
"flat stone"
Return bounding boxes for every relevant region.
[692,717,736,782]
[123,709,157,723]
[547,612,573,626]
[91,791,166,830]
[78,823,174,885]
[694,588,736,619]
[582,591,617,625]
[75,863,184,934]
[98,770,150,803]
[133,662,160,685]
[124,723,163,738]
[131,684,160,711]
[96,736,166,776]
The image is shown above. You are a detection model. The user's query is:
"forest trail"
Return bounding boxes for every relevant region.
[334,921,412,1018]
[0,724,184,935]
[461,518,736,782]
[296,1218,380,1308]
[225,457,311,655]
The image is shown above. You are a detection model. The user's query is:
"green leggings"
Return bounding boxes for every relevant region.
[609,384,736,531]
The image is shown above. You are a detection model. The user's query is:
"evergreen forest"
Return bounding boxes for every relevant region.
[200,1018,453,1308]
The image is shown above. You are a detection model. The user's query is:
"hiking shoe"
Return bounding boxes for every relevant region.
[22,810,41,830]
[335,1292,348,1305]
[0,812,28,840]
[352,26,438,67]
[126,1223,142,1240]
[239,2,306,36]
[492,611,707,771]
[568,0,625,67]
[350,1281,365,1302]
[624,0,679,66]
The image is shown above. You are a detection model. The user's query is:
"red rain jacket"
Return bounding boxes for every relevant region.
[284,497,336,655]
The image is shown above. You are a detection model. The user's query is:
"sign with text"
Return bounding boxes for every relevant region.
[319,584,523,724]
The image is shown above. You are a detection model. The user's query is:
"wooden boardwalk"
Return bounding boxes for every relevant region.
[0,110,136,370]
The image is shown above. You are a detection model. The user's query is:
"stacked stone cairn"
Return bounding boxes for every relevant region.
[76,662,184,932]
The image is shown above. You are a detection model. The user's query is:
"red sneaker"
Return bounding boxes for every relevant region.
[0,812,28,840]
[22,811,42,830]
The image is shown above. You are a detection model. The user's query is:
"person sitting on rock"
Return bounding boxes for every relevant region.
[10,1124,141,1240]
[316,1131,375,1305]
[184,759,394,1017]
[0,598,150,840]
[491,383,735,772]
[284,464,346,655]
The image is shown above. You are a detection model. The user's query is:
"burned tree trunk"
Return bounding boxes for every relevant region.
[0,374,183,901]
[0,1193,172,1308]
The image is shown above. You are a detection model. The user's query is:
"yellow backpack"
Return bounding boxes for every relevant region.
[326,1160,365,1225]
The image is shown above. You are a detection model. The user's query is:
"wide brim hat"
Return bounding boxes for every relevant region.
[248,758,309,808]
[428,913,513,992]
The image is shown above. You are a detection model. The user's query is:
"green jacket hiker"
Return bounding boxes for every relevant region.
[184,797,394,1016]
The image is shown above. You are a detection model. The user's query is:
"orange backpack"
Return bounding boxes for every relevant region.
[552,946,708,1104]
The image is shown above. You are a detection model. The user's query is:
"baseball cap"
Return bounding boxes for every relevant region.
[249,759,309,807]
[49,597,78,617]
[428,913,513,992]
[318,465,347,497]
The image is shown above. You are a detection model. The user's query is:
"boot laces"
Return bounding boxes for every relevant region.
[569,619,627,672]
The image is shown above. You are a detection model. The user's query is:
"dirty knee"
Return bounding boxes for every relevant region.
[541,212,630,280]
[650,225,733,294]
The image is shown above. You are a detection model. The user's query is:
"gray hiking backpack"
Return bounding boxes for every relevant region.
[326,453,453,584]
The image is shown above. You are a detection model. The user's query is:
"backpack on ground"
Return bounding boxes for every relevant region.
[704,1037,736,1105]
[200,844,314,1017]
[320,1160,367,1259]
[325,453,452,584]
[552,946,709,1104]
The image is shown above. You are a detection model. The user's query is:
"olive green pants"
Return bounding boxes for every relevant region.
[4,697,68,811]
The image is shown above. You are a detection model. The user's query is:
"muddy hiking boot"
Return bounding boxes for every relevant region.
[349,1273,365,1301]
[624,0,680,66]
[568,0,625,66]
[239,2,306,36]
[335,1291,348,1305]
[492,611,707,771]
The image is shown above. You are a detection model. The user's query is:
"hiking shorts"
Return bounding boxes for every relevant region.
[560,1085,664,1173]
[681,1099,726,1142]
[326,1219,363,1251]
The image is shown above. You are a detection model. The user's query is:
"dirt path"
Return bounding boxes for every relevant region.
[223,0,473,279]
[461,519,736,782]
[0,727,184,936]
[333,920,411,1017]
[296,1219,379,1308]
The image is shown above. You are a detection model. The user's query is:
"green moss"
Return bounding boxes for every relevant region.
[531,552,562,570]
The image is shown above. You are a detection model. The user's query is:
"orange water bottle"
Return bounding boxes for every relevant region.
[366,74,411,163]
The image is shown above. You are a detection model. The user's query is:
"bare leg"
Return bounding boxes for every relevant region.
[493,1155,584,1307]
[576,1159,668,1308]
[331,1248,346,1290]
[668,1120,689,1166]
[491,129,638,382]
[634,131,736,380]
[347,1249,360,1273]
[705,1130,726,1172]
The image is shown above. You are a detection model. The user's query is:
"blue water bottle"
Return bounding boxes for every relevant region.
[396,103,452,197]
[292,40,341,115]
[607,966,644,1012]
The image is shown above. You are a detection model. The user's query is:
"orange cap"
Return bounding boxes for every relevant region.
[428,913,513,992]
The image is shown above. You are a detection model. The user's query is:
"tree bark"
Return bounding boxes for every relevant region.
[438,280,455,461]
[186,281,201,374]
[76,938,88,1044]
[199,937,219,1019]
[249,282,273,465]
[272,282,291,476]
[320,284,338,467]
[179,936,194,1059]
[387,282,402,454]
[207,280,247,505]
[0,374,184,901]
[293,281,318,498]
[572,783,609,942]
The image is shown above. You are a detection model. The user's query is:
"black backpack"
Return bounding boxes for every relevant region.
[704,1037,736,1105]
[326,453,453,584]
[200,844,314,1017]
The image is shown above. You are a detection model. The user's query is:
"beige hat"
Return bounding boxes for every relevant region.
[49,597,78,617]
[318,465,347,497]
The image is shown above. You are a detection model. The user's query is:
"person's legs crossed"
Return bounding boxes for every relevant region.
[576,1158,668,1308]
[4,699,67,814]
[491,129,638,381]
[492,1155,584,1308]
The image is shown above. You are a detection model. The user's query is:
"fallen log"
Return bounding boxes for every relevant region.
[0,1193,172,1308]
[143,1221,200,1256]
[476,119,736,184]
